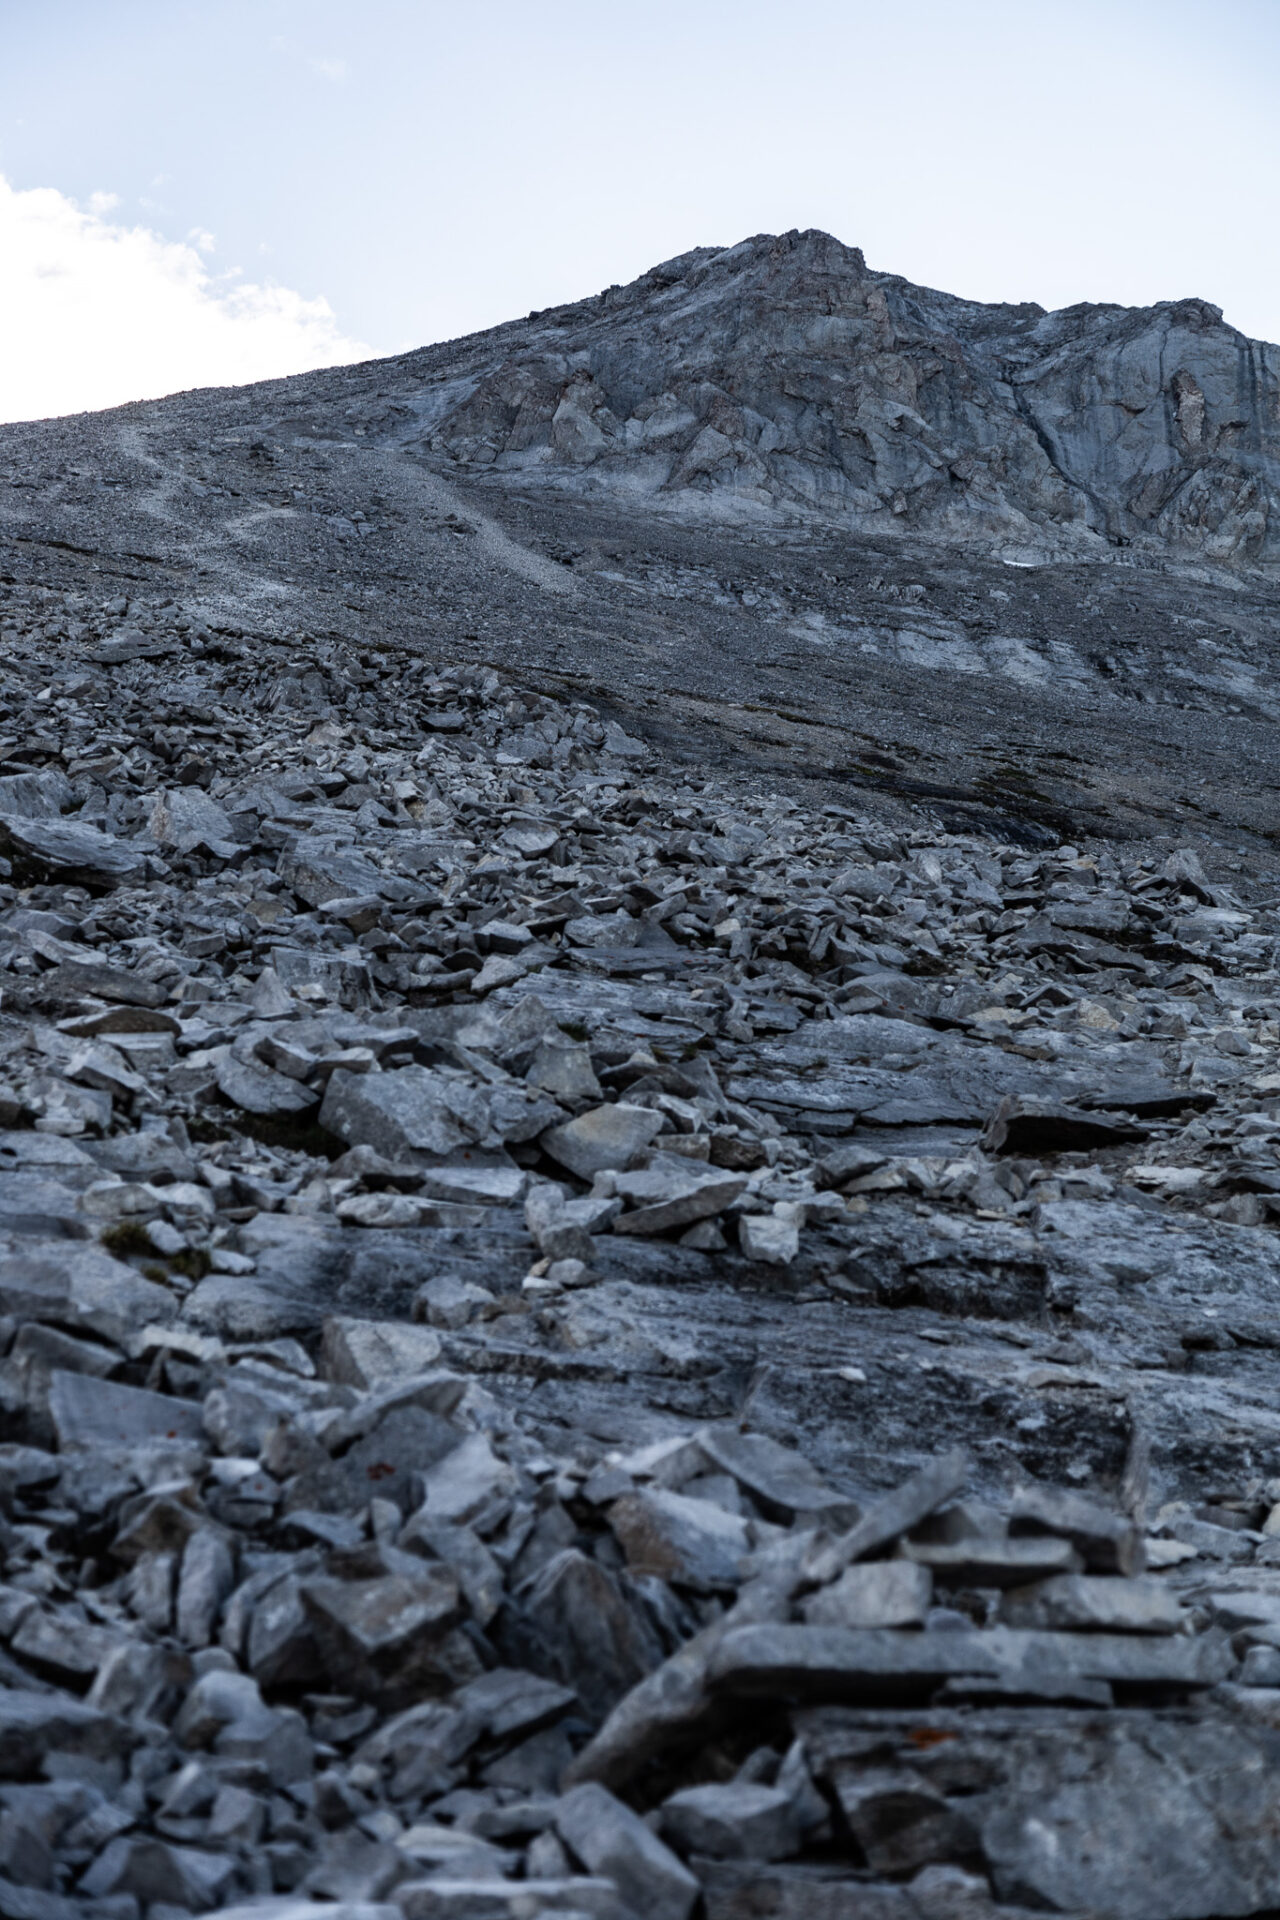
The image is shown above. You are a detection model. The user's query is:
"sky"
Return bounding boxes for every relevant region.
[2,0,1278,423]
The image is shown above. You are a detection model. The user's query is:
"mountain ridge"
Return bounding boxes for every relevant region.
[346,226,1279,571]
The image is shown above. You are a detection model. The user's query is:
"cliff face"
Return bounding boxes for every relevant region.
[396,228,1280,568]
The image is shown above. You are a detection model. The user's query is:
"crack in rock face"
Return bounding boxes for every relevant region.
[2,228,1280,1915]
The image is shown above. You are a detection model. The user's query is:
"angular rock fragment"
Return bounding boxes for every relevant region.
[49,1370,206,1449]
[802,1560,932,1630]
[998,1572,1186,1634]
[149,786,236,854]
[828,1767,974,1875]
[0,812,145,889]
[301,1553,468,1706]
[804,1449,971,1586]
[556,1782,701,1920]
[900,1535,1084,1587]
[707,1624,1229,1700]
[321,1065,490,1158]
[607,1487,751,1591]
[738,1210,801,1264]
[0,1691,134,1778]
[701,1425,858,1527]
[507,1548,664,1723]
[982,1094,1146,1155]
[541,1104,665,1178]
[322,1314,444,1387]
[612,1158,746,1235]
[1009,1484,1146,1575]
[80,1834,238,1911]
[661,1781,801,1862]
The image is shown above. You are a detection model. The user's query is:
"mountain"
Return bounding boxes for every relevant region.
[4,230,1280,1910]
[5,230,1280,856]
[389,226,1280,569]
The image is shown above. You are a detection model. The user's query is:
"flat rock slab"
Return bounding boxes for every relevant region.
[0,1174,92,1238]
[322,1066,557,1158]
[555,1782,700,1920]
[613,1160,746,1235]
[49,1370,207,1450]
[802,1561,933,1630]
[541,1105,665,1178]
[706,1624,1230,1700]
[0,1242,175,1346]
[999,1573,1186,1634]
[0,812,144,888]
[607,1487,751,1592]
[700,1424,857,1526]
[977,1712,1280,1919]
[0,1690,134,1777]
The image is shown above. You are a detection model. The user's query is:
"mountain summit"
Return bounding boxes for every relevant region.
[390,227,1279,569]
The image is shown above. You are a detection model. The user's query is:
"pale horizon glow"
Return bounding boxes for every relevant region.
[1,0,1277,425]
[0,178,368,423]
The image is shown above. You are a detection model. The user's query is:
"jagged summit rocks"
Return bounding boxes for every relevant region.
[405,227,1280,568]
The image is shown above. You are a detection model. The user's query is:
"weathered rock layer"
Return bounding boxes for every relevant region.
[406,228,1280,569]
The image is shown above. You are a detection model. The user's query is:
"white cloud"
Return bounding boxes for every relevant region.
[0,176,369,424]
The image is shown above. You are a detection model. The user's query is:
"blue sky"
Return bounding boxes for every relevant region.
[2,0,1278,419]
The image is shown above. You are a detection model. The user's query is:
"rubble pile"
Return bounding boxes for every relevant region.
[7,1348,1280,1920]
[4,579,1280,1915]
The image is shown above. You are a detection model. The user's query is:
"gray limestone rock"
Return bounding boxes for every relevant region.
[301,1557,467,1707]
[0,813,145,889]
[802,1561,933,1631]
[0,1243,175,1347]
[321,1066,490,1158]
[900,1536,1085,1588]
[661,1781,801,1862]
[829,1767,973,1876]
[0,1691,134,1778]
[737,1211,802,1265]
[10,230,1280,1908]
[700,1426,858,1527]
[998,1572,1186,1634]
[804,1450,971,1586]
[611,1156,746,1235]
[216,1050,320,1115]
[414,1430,513,1525]
[149,787,236,855]
[977,1715,1280,1918]
[321,1314,444,1387]
[79,1834,238,1910]
[707,1624,1230,1701]
[555,1782,701,1920]
[509,1548,665,1723]
[540,1104,665,1178]
[1009,1484,1146,1576]
[175,1529,235,1648]
[607,1487,751,1592]
[408,227,1280,570]
[49,1370,206,1450]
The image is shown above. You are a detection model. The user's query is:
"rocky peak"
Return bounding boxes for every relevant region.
[395,227,1280,570]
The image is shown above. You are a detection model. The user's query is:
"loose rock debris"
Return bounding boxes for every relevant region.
[3,582,1280,1915]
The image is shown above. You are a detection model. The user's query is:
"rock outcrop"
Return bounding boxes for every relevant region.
[399,228,1280,569]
